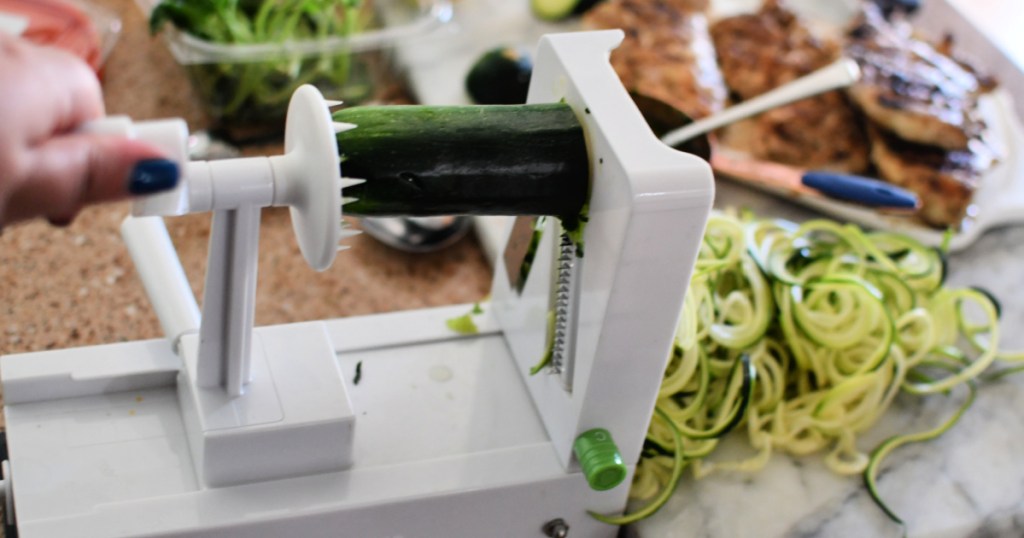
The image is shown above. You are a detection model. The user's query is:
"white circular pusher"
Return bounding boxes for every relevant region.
[272,84,353,270]
[84,84,359,271]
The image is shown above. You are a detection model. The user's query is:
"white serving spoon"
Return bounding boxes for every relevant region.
[660,57,862,147]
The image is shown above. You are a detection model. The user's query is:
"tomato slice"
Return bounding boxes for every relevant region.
[0,0,102,73]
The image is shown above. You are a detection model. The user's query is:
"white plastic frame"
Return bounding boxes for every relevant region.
[492,30,714,469]
[0,30,715,538]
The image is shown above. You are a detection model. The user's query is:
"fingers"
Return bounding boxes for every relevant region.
[51,53,106,133]
[1,134,179,225]
[0,35,105,144]
[0,35,144,227]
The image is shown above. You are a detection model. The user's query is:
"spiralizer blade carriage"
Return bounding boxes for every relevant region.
[0,30,712,537]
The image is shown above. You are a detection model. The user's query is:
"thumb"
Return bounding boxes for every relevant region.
[5,133,179,225]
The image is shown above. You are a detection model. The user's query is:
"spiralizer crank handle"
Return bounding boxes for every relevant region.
[78,116,191,216]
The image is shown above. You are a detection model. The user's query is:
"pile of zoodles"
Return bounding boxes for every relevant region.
[597,211,1023,529]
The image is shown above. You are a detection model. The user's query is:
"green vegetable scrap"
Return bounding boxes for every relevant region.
[517,216,548,291]
[606,211,1023,529]
[445,313,479,335]
[564,202,589,258]
[445,303,485,335]
[529,310,557,375]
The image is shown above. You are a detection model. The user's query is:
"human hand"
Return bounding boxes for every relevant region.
[0,33,179,227]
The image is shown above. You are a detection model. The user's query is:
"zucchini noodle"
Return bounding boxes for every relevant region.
[623,211,1021,528]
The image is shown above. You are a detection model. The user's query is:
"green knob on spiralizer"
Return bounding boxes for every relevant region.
[573,428,627,491]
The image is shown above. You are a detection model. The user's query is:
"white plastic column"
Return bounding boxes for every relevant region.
[196,207,261,397]
[120,216,201,349]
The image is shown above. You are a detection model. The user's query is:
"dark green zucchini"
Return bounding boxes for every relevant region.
[629,92,711,161]
[465,47,533,105]
[531,0,605,20]
[334,103,590,229]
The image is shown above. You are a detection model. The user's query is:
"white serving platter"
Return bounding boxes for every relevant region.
[395,0,1024,256]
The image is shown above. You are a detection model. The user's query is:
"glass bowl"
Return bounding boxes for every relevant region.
[136,0,453,142]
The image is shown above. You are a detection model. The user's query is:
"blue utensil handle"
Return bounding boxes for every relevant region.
[802,171,920,209]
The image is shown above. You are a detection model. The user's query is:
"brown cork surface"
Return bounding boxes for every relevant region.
[0,0,492,417]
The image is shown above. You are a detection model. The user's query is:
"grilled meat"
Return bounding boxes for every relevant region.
[711,0,837,99]
[846,4,988,150]
[583,0,726,120]
[710,0,870,171]
[933,33,999,93]
[868,124,995,227]
[718,92,870,172]
[845,3,998,228]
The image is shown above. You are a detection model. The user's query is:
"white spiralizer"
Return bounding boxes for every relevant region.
[0,30,712,537]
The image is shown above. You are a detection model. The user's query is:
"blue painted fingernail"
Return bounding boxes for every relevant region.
[128,159,179,195]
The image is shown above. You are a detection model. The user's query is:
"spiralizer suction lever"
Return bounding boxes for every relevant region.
[88,85,361,487]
